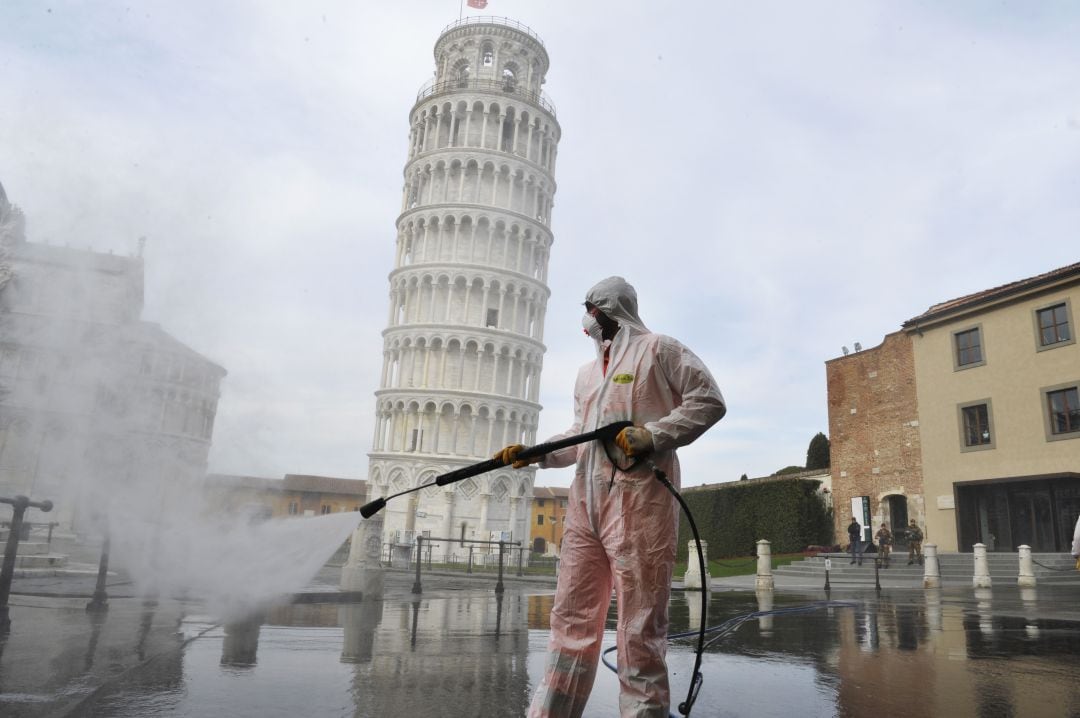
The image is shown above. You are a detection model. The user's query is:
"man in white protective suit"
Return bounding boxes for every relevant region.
[495,276,727,717]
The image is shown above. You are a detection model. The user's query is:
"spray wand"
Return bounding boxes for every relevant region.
[359,421,633,519]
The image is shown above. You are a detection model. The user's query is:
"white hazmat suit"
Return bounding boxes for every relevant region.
[528,277,726,718]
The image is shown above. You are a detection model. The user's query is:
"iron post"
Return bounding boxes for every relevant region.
[86,535,111,613]
[495,541,505,595]
[412,535,423,594]
[0,495,53,633]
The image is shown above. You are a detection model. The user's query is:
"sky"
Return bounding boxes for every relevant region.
[2,0,1079,489]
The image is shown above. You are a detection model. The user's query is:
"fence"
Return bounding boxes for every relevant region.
[382,540,557,575]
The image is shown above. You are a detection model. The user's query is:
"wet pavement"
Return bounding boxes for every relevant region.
[2,562,1080,717]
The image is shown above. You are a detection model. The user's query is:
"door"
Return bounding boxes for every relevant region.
[887,495,909,547]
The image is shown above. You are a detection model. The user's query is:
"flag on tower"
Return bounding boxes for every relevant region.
[467,0,488,8]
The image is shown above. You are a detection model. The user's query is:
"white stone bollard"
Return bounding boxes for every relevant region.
[687,586,706,631]
[756,588,774,637]
[925,588,943,633]
[1017,544,1037,588]
[1020,586,1039,638]
[683,540,712,591]
[972,542,992,589]
[755,539,774,591]
[341,515,385,596]
[922,543,941,589]
[974,586,994,635]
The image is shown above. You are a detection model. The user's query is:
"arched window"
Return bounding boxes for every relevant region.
[482,44,494,67]
[453,58,471,87]
[502,63,518,90]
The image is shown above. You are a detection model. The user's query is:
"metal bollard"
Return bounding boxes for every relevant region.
[86,535,111,613]
[467,545,474,574]
[972,542,992,589]
[412,536,423,594]
[922,543,940,589]
[874,555,881,591]
[1017,544,1036,588]
[495,541,505,595]
[0,495,54,633]
[516,547,523,577]
[755,539,774,591]
[824,557,832,593]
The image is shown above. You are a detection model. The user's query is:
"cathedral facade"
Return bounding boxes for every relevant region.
[368,17,560,560]
[0,181,226,533]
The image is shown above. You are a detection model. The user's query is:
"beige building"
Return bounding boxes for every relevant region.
[529,485,568,556]
[204,473,367,520]
[901,262,1080,552]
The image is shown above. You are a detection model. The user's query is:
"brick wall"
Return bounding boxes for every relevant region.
[826,331,924,541]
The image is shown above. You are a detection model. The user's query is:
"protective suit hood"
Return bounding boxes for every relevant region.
[584,276,648,334]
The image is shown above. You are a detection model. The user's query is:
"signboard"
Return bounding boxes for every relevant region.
[849,496,872,542]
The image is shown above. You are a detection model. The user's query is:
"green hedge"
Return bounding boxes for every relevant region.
[676,478,834,560]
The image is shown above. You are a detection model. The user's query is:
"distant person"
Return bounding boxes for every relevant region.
[876,523,893,568]
[1072,514,1080,569]
[847,517,863,566]
[907,519,924,565]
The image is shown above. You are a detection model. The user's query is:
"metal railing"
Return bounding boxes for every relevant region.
[415,77,557,117]
[439,16,546,48]
[384,540,551,575]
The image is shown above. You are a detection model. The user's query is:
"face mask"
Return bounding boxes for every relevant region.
[582,312,604,341]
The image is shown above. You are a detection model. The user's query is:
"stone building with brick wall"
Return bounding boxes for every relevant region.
[827,261,1080,554]
[826,331,924,549]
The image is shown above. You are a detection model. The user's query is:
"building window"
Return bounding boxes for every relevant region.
[482,46,494,67]
[953,326,985,370]
[537,514,544,525]
[537,499,545,507]
[1034,300,1074,351]
[958,400,994,452]
[288,502,299,515]
[486,308,499,328]
[1045,385,1080,439]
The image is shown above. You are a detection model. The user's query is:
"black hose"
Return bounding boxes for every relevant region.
[650,463,706,717]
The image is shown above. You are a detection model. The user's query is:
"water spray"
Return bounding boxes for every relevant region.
[359,421,633,518]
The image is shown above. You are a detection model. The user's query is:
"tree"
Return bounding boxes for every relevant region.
[806,432,830,470]
[739,474,748,481]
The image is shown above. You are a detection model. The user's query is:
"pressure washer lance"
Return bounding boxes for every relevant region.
[359,421,633,519]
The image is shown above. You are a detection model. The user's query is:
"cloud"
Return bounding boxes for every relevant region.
[3,0,1079,486]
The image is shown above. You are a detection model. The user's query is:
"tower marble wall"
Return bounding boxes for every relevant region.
[370,18,560,560]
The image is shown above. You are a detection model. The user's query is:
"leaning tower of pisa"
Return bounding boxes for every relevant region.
[369,17,560,561]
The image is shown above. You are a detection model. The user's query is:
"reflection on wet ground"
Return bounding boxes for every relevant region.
[5,579,1080,717]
